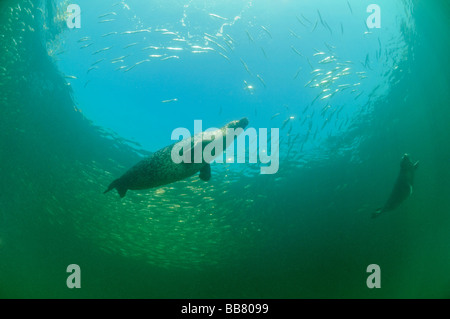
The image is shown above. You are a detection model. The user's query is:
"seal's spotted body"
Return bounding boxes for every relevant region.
[104,118,248,198]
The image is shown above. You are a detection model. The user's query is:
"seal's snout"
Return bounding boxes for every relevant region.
[401,153,414,169]
[402,154,411,163]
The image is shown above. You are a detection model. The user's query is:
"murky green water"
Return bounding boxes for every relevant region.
[0,0,449,298]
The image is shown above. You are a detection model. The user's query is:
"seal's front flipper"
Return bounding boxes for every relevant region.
[116,185,128,198]
[199,164,211,181]
[414,161,419,169]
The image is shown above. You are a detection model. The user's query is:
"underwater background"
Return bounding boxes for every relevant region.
[0,0,449,298]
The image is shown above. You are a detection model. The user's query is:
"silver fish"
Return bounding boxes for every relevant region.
[261,26,272,38]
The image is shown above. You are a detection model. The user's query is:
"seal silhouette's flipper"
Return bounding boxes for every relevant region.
[199,164,211,181]
[116,186,128,198]
[104,178,128,198]
[414,161,419,169]
[372,208,383,219]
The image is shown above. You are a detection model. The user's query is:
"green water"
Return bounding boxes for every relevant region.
[0,0,450,298]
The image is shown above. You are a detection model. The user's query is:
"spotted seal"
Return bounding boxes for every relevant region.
[104,118,249,197]
[373,153,419,218]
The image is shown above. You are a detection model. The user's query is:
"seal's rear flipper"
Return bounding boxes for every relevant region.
[372,208,383,219]
[104,179,128,198]
[199,164,211,181]
[103,180,117,194]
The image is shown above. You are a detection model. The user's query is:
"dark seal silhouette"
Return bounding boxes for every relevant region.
[373,153,419,218]
[104,118,249,198]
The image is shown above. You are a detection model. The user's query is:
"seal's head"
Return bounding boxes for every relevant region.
[401,153,419,170]
[401,153,411,166]
[226,117,249,130]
